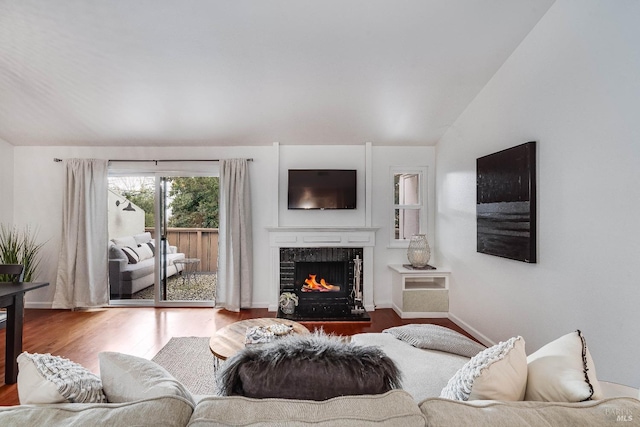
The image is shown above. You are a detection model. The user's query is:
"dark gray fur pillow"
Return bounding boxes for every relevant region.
[217,332,402,401]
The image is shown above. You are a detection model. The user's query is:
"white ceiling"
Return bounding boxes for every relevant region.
[0,0,555,147]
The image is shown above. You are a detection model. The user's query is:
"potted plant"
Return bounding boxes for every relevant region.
[279,292,298,315]
[0,224,46,282]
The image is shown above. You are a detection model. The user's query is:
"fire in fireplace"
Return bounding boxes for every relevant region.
[295,261,346,293]
[302,274,340,292]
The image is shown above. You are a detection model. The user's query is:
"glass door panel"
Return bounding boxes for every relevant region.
[107,175,155,303]
[157,175,218,305]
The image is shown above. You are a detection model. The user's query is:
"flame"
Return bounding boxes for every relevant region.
[302,274,340,292]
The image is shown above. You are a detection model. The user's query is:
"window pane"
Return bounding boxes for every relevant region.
[394,173,420,205]
[395,208,420,240]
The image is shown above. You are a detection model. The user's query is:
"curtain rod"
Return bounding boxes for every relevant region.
[53,158,253,164]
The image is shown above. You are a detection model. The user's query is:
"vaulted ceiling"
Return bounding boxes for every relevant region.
[0,0,555,147]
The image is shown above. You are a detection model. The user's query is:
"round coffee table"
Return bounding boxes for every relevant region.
[209,318,310,365]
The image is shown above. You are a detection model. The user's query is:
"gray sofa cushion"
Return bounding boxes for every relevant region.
[189,390,426,427]
[119,258,156,281]
[217,332,401,401]
[0,396,194,427]
[118,252,185,281]
[419,397,640,427]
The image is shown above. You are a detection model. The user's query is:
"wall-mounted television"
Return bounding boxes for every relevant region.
[288,169,357,210]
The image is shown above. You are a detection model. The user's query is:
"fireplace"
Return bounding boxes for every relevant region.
[279,247,368,320]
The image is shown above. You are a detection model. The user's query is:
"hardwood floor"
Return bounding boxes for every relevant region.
[0,307,474,406]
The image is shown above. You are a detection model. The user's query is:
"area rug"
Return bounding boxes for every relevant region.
[152,336,217,395]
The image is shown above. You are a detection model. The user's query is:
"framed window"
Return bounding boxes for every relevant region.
[390,166,427,247]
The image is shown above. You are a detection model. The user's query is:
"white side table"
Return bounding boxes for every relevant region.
[388,264,450,318]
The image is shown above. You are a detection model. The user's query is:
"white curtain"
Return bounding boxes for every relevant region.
[52,159,109,309]
[217,159,252,311]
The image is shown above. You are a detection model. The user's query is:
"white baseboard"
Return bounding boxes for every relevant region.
[250,302,270,309]
[448,311,495,347]
[373,301,392,309]
[25,302,52,309]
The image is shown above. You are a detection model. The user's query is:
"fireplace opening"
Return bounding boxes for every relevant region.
[278,247,369,321]
[294,261,350,316]
[295,261,347,294]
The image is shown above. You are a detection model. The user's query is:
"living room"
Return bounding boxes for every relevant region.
[0,0,638,415]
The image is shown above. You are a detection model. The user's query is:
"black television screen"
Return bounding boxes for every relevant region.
[288,169,357,210]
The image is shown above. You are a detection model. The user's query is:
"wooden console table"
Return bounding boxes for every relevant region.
[0,282,49,384]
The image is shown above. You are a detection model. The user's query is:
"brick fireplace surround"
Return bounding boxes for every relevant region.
[267,227,377,317]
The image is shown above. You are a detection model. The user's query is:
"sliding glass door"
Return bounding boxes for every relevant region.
[108,169,219,307]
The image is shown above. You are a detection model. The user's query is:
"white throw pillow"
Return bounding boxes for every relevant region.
[99,352,194,405]
[525,330,603,402]
[17,352,106,404]
[440,336,527,401]
[136,243,154,261]
[111,236,138,248]
[133,232,153,245]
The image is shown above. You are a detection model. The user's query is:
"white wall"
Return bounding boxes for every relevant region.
[107,190,146,240]
[278,145,366,227]
[436,0,640,386]
[0,139,14,225]
[371,146,436,307]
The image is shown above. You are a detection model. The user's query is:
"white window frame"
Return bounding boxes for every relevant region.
[389,166,428,248]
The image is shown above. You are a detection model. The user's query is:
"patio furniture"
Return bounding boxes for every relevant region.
[174,258,200,286]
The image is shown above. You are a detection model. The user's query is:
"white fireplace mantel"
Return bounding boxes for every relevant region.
[267,226,378,312]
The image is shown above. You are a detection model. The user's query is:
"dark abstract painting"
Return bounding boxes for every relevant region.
[477,142,536,263]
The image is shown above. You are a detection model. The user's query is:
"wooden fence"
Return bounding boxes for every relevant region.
[146,227,219,272]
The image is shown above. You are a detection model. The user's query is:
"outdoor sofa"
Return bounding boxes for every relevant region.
[108,232,185,298]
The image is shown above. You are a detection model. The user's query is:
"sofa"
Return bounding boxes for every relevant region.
[0,329,638,426]
[108,232,185,298]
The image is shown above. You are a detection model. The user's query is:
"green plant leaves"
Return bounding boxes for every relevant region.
[0,224,46,282]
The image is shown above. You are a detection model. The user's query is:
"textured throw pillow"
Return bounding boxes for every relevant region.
[383,324,486,358]
[440,336,527,401]
[99,352,194,405]
[136,243,154,261]
[121,246,140,264]
[17,352,106,404]
[525,330,603,402]
[217,332,402,401]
